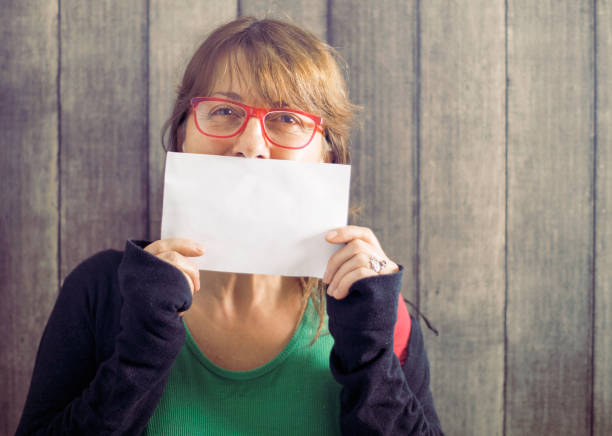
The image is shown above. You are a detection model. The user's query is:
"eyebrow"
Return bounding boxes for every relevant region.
[211,91,243,101]
[210,92,292,110]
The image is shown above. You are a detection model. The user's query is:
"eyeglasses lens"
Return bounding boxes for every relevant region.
[195,101,316,148]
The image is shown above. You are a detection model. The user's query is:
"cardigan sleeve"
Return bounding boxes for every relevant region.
[326,265,444,435]
[15,239,193,435]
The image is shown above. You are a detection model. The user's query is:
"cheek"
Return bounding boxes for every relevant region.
[270,135,326,162]
[182,115,232,155]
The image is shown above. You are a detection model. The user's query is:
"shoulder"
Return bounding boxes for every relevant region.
[401,312,433,396]
[63,249,123,284]
[400,312,443,428]
[61,239,153,299]
[61,248,123,301]
[54,248,126,334]
[404,312,428,365]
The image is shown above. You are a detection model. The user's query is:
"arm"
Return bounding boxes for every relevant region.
[16,240,192,435]
[326,267,444,435]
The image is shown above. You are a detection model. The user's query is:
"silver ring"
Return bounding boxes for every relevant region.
[369,256,387,273]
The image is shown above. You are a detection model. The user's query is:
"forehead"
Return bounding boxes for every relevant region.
[206,48,301,109]
[207,51,263,103]
[209,70,259,103]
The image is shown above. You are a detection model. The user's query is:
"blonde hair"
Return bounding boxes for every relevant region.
[162,17,359,343]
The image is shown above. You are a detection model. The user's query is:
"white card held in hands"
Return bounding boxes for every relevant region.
[160,152,351,278]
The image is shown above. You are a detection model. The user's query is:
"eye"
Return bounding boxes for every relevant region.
[210,106,237,117]
[280,114,299,123]
[268,112,304,127]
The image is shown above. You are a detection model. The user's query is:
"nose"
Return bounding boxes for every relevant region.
[230,116,270,159]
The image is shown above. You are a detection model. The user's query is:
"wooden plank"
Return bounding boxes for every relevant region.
[595,1,612,435]
[60,1,148,279]
[240,0,327,41]
[0,2,59,434]
[506,2,594,435]
[328,0,419,305]
[148,1,237,241]
[419,1,506,434]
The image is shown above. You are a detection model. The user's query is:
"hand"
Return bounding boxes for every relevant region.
[144,238,204,306]
[323,225,399,300]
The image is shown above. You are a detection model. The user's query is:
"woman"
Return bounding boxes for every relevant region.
[16,17,443,435]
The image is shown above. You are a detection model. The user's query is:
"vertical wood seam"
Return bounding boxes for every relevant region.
[57,0,62,290]
[503,0,509,434]
[145,0,151,241]
[415,0,421,312]
[326,0,332,44]
[590,1,597,435]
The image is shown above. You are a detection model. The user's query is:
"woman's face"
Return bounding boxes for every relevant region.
[182,65,328,163]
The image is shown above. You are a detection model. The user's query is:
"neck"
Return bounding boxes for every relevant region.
[192,270,303,321]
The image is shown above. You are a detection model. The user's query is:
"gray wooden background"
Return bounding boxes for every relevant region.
[1,1,610,435]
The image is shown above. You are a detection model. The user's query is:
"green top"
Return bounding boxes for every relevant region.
[144,300,342,435]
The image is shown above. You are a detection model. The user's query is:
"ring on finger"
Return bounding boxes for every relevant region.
[369,256,387,273]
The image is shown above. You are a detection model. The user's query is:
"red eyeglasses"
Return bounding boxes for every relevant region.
[190,97,324,150]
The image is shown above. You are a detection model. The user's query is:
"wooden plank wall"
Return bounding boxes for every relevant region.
[1,1,610,435]
[506,2,594,434]
[420,2,506,434]
[60,0,149,280]
[595,1,611,435]
[329,0,420,307]
[0,2,59,435]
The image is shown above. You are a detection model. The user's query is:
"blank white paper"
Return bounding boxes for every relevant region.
[160,152,351,278]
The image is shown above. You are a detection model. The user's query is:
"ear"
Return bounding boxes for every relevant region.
[177,117,188,152]
[326,149,338,164]
[321,138,335,163]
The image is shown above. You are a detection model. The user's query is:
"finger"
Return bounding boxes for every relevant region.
[327,251,371,294]
[330,267,376,300]
[157,251,200,294]
[325,225,381,248]
[145,238,205,257]
[323,238,374,284]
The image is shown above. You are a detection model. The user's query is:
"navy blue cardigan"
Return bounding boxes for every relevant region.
[16,239,443,435]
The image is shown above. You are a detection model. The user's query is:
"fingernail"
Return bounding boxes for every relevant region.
[327,285,334,296]
[196,243,205,252]
[326,231,337,239]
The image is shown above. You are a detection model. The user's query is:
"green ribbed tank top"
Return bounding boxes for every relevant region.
[144,299,342,435]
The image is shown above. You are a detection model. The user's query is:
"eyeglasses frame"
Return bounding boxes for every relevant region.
[190,97,324,150]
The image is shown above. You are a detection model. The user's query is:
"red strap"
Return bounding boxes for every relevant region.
[393,294,411,365]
